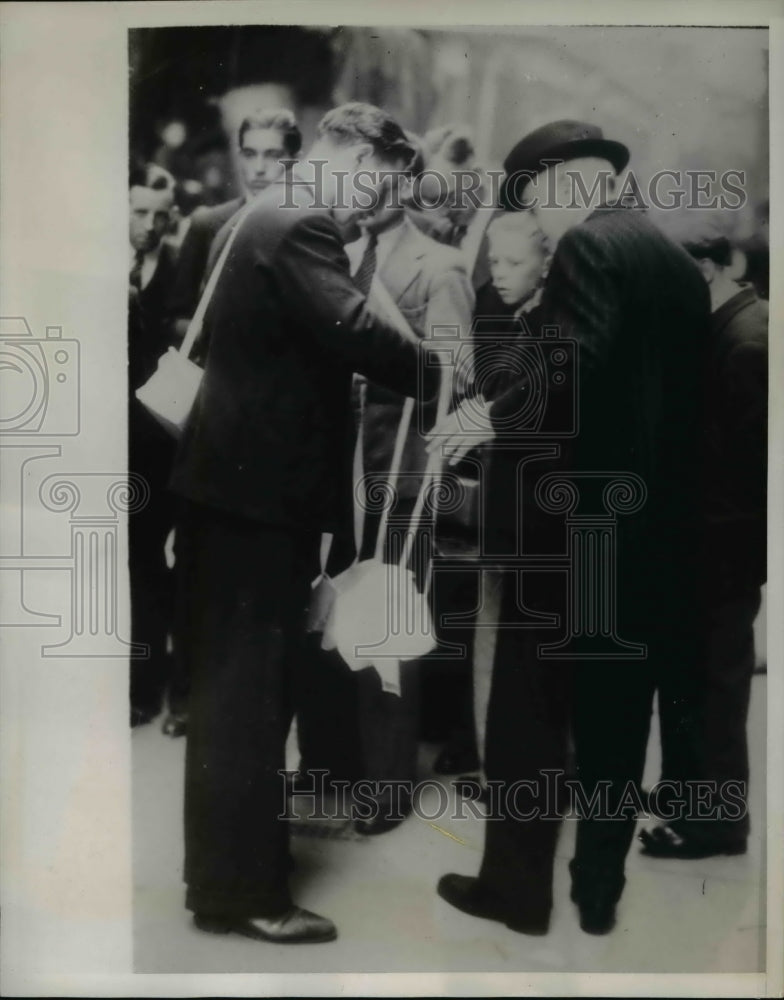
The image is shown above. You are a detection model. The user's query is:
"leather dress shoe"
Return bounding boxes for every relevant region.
[193,906,337,944]
[569,860,624,935]
[161,712,188,737]
[437,873,550,935]
[638,823,747,859]
[570,884,617,935]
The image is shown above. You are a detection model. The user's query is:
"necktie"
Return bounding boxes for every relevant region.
[129,249,145,290]
[448,220,468,247]
[353,232,378,297]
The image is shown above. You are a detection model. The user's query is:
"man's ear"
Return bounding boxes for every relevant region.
[352,142,376,169]
[398,174,415,204]
[727,248,747,282]
[698,257,717,284]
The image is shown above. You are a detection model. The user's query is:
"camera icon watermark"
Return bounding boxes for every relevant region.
[421,315,578,440]
[0,317,80,436]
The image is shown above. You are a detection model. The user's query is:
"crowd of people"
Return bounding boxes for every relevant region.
[128,101,768,944]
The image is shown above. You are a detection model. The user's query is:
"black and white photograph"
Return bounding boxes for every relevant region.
[1,2,782,996]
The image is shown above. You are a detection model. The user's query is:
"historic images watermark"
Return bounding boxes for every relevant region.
[276,163,748,213]
[279,770,748,825]
[0,315,144,656]
[335,313,650,663]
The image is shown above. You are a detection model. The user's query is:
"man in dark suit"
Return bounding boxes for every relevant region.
[128,166,180,727]
[167,108,302,352]
[640,223,768,859]
[161,109,303,739]
[170,103,439,945]
[430,120,711,935]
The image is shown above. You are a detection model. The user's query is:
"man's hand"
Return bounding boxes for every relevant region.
[426,395,495,465]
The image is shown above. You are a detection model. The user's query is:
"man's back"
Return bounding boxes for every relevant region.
[487,204,711,611]
[170,183,435,531]
[704,284,768,593]
[167,197,245,324]
[544,207,710,498]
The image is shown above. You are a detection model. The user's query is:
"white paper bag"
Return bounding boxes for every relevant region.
[135,346,203,437]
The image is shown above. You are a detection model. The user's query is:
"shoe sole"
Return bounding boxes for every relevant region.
[579,917,616,935]
[194,915,338,944]
[639,841,747,859]
[234,923,338,944]
[437,886,550,936]
[570,885,619,934]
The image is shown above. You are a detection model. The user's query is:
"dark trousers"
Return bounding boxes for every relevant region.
[356,660,420,791]
[167,525,195,718]
[658,588,761,842]
[354,500,425,795]
[419,565,479,748]
[129,491,175,716]
[477,569,690,924]
[478,605,573,922]
[177,500,319,918]
[295,514,362,783]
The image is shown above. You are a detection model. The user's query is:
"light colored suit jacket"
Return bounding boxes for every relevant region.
[358,217,475,497]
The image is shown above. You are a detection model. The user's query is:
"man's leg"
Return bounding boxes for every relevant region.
[697,590,761,843]
[295,524,362,785]
[644,590,760,853]
[354,500,422,833]
[439,571,572,934]
[163,521,190,735]
[129,496,174,726]
[354,659,419,833]
[571,656,657,931]
[179,503,325,927]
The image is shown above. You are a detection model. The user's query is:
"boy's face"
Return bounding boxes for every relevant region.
[488,228,545,306]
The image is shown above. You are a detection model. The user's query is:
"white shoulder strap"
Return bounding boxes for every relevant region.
[179,201,256,358]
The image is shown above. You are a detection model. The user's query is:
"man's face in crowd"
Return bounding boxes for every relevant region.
[359,168,411,236]
[529,157,615,251]
[239,127,289,196]
[487,225,546,306]
[307,136,410,233]
[129,185,171,252]
[419,151,480,230]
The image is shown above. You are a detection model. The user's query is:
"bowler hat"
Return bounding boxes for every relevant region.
[500,120,630,210]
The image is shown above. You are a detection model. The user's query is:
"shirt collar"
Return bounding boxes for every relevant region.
[130,241,162,265]
[345,215,406,274]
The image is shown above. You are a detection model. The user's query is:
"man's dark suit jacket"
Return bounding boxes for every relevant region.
[135,241,179,351]
[488,206,712,615]
[170,184,438,532]
[703,284,768,597]
[130,243,179,492]
[167,197,244,323]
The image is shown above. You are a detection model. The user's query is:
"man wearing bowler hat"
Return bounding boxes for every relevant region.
[430,120,711,934]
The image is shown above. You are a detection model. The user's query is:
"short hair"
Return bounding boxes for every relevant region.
[129,163,175,210]
[404,131,426,180]
[422,124,476,168]
[129,162,175,192]
[680,222,733,268]
[317,102,415,167]
[238,108,302,157]
[487,210,546,249]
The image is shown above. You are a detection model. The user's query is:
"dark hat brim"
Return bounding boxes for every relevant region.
[501,137,630,210]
